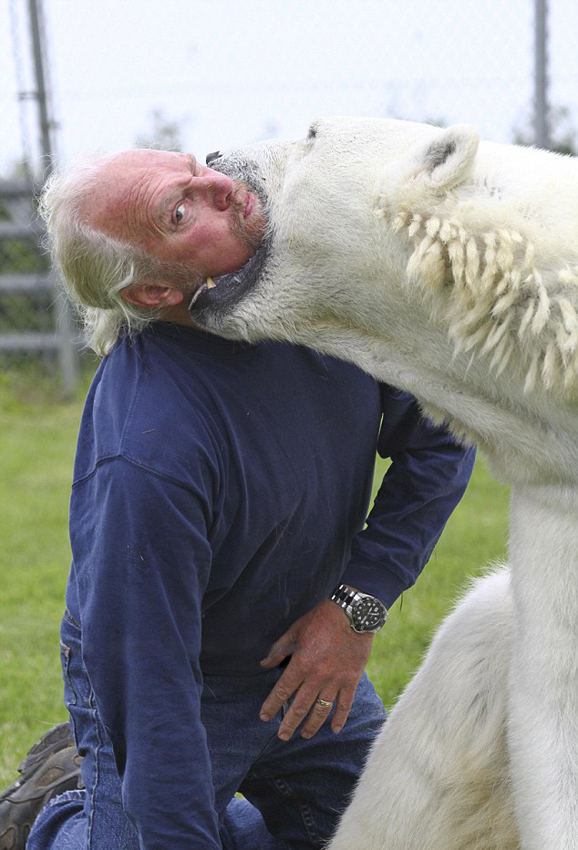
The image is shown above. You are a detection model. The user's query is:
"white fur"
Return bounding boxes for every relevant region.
[197,118,578,849]
[330,568,518,850]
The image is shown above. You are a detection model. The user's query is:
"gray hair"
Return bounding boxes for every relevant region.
[39,156,200,355]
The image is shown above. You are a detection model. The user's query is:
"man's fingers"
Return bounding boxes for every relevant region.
[259,671,303,723]
[275,684,323,741]
[258,599,372,739]
[299,694,336,739]
[330,691,355,734]
[262,682,355,741]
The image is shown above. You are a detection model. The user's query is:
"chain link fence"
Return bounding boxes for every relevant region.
[0,0,81,397]
[0,0,577,395]
[0,174,80,398]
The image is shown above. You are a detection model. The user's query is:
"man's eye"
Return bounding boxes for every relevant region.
[175,202,186,224]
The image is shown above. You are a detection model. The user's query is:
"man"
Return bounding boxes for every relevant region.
[0,150,474,850]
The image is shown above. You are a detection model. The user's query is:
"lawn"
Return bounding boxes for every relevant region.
[0,377,84,786]
[367,453,510,706]
[0,376,510,787]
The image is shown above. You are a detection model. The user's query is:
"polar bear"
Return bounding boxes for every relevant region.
[189,118,578,850]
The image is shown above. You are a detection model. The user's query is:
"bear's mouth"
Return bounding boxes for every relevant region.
[188,234,271,319]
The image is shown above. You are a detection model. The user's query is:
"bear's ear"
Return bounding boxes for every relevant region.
[414,125,480,190]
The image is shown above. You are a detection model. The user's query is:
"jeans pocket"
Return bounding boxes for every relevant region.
[60,611,97,751]
[60,635,77,704]
[60,637,79,745]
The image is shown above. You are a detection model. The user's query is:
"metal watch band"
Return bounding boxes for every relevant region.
[331,584,358,611]
[330,583,388,633]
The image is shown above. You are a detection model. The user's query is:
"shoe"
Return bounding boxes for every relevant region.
[0,723,83,850]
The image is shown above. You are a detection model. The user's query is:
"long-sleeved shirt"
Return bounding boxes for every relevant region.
[65,321,475,848]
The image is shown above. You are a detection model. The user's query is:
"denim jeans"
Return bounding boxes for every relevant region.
[28,611,386,849]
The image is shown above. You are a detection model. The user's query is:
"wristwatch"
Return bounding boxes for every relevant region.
[330,584,388,633]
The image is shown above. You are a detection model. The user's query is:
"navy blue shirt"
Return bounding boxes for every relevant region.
[66,322,474,848]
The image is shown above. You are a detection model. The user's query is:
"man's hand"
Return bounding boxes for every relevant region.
[259,599,374,741]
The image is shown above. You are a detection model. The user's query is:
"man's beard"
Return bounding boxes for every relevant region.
[144,256,205,301]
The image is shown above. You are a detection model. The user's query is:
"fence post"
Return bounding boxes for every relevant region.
[27,0,79,394]
[534,0,550,150]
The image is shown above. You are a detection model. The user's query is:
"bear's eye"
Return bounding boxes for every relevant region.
[307,123,318,141]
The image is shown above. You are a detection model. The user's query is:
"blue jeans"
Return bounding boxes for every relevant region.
[28,612,386,849]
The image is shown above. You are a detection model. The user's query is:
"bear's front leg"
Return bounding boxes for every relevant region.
[508,485,578,850]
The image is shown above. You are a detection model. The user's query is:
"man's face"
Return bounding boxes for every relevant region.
[85,149,267,281]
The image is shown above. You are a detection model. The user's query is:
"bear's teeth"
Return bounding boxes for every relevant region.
[206,277,216,289]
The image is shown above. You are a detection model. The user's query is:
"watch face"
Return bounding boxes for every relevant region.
[352,597,387,632]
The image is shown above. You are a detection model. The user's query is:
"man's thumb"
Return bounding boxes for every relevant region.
[260,633,295,668]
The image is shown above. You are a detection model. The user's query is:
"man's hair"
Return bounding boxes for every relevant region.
[39,156,200,356]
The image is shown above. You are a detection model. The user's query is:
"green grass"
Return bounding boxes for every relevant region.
[0,380,510,787]
[0,379,84,785]
[367,455,510,706]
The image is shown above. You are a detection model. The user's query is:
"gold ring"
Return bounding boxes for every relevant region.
[316,697,333,708]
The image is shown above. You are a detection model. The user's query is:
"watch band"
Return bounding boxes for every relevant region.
[331,583,358,612]
[330,583,388,633]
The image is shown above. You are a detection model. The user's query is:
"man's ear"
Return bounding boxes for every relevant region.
[121,282,184,309]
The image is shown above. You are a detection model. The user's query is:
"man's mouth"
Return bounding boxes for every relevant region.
[243,192,255,219]
[189,156,270,322]
[231,185,255,221]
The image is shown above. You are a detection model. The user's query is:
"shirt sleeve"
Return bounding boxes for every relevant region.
[69,457,222,850]
[342,385,476,608]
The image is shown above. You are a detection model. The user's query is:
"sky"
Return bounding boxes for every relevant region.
[1,0,577,175]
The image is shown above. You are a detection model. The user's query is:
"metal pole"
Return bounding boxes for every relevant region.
[27,0,54,171]
[28,0,79,394]
[534,0,550,149]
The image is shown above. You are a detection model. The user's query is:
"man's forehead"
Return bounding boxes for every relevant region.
[87,149,195,231]
[102,148,192,176]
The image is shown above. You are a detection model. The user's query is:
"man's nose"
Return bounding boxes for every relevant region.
[196,168,235,211]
